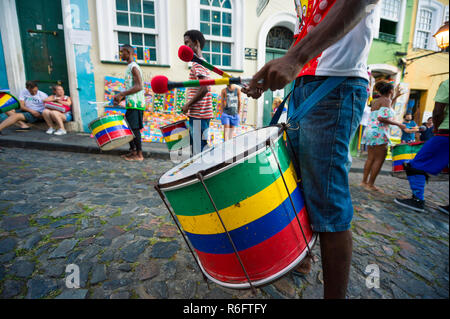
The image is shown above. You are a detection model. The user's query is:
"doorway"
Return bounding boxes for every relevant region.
[15,0,69,95]
[263,26,294,126]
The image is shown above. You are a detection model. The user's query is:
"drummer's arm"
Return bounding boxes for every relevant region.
[432,102,447,132]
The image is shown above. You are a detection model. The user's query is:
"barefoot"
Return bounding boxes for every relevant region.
[367,185,384,193]
[121,151,136,159]
[293,255,312,275]
[124,154,144,162]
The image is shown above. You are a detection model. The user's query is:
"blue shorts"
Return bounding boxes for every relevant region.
[221,113,240,127]
[286,77,368,232]
[410,135,449,175]
[65,112,73,122]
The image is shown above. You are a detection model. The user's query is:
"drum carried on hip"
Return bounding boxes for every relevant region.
[392,141,449,180]
[392,142,424,173]
[159,120,190,152]
[155,126,317,290]
[89,114,134,151]
[0,92,20,114]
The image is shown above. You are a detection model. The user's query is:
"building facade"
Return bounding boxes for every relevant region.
[0,0,448,135]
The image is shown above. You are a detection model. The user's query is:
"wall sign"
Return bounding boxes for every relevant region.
[257,0,270,17]
[245,48,258,60]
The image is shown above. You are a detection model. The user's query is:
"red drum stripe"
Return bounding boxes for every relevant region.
[194,207,313,284]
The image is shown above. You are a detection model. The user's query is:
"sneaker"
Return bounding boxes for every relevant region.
[46,128,55,135]
[437,205,449,215]
[394,197,425,213]
[54,129,67,136]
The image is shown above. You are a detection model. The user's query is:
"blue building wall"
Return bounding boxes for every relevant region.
[0,32,9,91]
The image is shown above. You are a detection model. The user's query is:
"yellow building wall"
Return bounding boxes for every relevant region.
[87,0,296,126]
[403,0,449,123]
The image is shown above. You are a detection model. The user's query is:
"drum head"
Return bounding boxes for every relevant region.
[159,126,280,188]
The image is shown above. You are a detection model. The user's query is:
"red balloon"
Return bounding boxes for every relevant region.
[178,45,194,62]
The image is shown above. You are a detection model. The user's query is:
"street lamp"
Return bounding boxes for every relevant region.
[434,21,449,51]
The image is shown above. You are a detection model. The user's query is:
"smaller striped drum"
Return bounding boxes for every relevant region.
[160,120,190,152]
[88,115,134,151]
[392,142,424,173]
[0,92,20,114]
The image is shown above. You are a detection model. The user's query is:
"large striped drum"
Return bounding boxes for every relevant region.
[0,92,20,114]
[392,142,424,173]
[88,115,134,151]
[157,126,317,289]
[160,120,190,152]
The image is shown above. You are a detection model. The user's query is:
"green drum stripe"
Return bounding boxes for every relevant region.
[163,137,291,216]
[89,115,125,130]
[166,139,189,151]
[0,104,19,113]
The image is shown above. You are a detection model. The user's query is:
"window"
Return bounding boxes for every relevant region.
[413,0,445,51]
[199,0,233,68]
[444,6,449,23]
[378,0,402,43]
[96,0,169,65]
[114,0,157,63]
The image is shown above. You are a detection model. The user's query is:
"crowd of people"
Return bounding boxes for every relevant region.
[0,81,72,136]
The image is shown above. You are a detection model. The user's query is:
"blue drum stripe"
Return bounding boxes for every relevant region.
[184,187,305,255]
[95,125,130,139]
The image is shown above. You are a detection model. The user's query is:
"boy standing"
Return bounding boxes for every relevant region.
[114,45,145,162]
[182,30,213,155]
[220,83,242,141]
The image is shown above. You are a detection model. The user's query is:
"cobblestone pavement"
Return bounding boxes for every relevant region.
[0,148,448,299]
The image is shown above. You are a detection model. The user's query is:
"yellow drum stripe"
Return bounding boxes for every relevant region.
[177,163,299,235]
[92,121,125,136]
[164,129,189,143]
[393,154,416,161]
[0,95,11,106]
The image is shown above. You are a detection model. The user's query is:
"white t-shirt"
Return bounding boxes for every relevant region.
[360,105,372,127]
[19,89,48,113]
[294,0,376,81]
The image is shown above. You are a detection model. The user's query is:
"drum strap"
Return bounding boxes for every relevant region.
[270,77,347,126]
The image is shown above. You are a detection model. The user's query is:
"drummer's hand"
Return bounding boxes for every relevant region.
[113,93,123,106]
[243,54,303,99]
[182,102,190,114]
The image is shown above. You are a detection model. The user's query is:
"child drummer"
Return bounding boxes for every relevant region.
[182,30,214,155]
[114,45,146,162]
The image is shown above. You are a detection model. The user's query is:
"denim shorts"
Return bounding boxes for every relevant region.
[16,110,42,123]
[221,113,240,127]
[286,77,368,232]
[65,112,73,122]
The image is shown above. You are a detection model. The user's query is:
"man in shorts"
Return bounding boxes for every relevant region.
[243,0,379,299]
[0,81,47,134]
[220,83,242,141]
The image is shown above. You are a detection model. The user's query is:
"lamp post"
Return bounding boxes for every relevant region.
[406,21,449,62]
[434,21,449,51]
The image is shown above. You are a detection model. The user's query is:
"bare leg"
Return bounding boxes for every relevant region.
[361,146,375,186]
[51,111,66,130]
[320,230,353,299]
[0,112,27,132]
[367,144,387,191]
[224,125,232,141]
[42,109,56,129]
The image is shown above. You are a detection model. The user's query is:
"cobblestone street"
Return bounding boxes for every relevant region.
[0,147,448,299]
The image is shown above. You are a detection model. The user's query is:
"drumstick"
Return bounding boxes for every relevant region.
[151,75,253,94]
[88,101,111,106]
[178,45,232,78]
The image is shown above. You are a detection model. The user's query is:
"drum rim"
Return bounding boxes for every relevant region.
[157,126,283,190]
[159,119,188,130]
[196,233,317,289]
[88,114,125,129]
